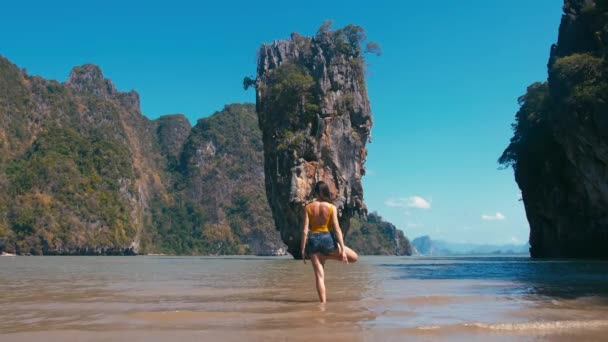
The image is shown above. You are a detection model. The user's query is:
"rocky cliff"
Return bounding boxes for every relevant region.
[0,56,285,255]
[253,24,374,258]
[347,212,413,256]
[0,60,163,255]
[176,104,285,255]
[500,0,608,258]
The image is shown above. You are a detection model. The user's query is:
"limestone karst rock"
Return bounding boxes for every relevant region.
[253,25,374,258]
[500,0,608,258]
[0,57,286,256]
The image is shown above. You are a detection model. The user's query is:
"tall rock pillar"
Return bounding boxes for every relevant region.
[253,26,374,258]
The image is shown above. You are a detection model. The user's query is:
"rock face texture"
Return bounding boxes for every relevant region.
[156,114,192,163]
[254,26,373,258]
[500,0,608,258]
[177,104,285,255]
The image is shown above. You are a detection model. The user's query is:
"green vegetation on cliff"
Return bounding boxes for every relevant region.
[262,63,318,128]
[500,51,607,170]
[0,60,144,255]
[347,212,413,256]
[4,128,135,254]
[0,56,286,255]
[154,103,282,256]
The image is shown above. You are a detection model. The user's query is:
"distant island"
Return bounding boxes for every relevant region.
[411,236,529,256]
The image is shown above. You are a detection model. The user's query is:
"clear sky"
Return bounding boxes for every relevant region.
[0,0,564,244]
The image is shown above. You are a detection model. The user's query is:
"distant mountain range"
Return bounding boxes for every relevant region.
[411,235,529,256]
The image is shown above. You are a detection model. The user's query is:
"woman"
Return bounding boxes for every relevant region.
[301,181,358,303]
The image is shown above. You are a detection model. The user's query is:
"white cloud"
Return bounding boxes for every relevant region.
[409,196,432,209]
[405,222,424,228]
[384,196,431,210]
[510,236,519,243]
[481,212,506,221]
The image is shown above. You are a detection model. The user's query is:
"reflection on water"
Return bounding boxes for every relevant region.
[1,255,608,341]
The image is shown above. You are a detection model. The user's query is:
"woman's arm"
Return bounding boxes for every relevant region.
[331,205,348,263]
[301,205,309,264]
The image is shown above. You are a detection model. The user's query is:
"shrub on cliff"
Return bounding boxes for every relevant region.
[316,22,381,58]
[551,53,606,107]
[347,212,413,255]
[261,63,319,126]
[499,82,550,169]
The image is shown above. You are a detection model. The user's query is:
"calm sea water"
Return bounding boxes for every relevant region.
[1,255,608,341]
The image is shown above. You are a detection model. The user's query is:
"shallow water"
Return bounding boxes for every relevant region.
[1,255,608,341]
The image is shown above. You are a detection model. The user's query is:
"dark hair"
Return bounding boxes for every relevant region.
[314,181,332,203]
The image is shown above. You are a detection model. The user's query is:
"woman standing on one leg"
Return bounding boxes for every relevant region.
[301,181,358,303]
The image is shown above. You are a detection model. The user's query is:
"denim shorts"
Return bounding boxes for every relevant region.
[306,232,337,256]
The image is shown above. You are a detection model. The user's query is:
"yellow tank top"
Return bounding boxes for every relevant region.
[307,203,333,233]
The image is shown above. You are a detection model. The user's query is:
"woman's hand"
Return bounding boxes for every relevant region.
[341,249,348,264]
[302,250,307,264]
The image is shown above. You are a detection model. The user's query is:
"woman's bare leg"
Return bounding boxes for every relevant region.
[327,246,358,263]
[320,254,327,266]
[310,253,327,303]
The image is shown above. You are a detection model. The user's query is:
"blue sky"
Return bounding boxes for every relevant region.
[0,0,563,244]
